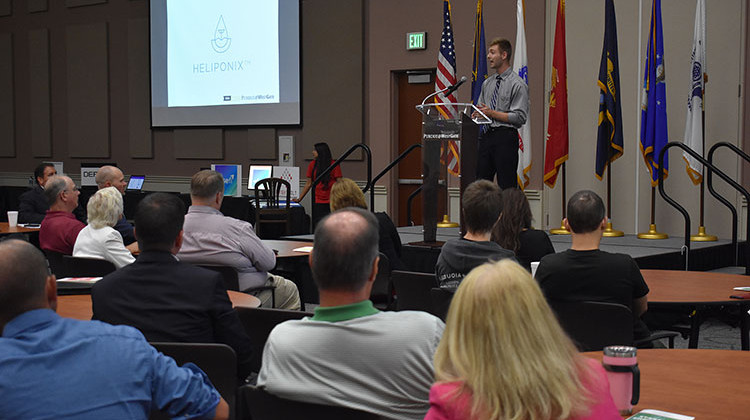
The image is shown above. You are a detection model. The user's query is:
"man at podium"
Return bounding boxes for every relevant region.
[473,38,528,189]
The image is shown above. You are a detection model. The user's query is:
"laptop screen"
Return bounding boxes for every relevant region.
[127,175,145,191]
[248,165,273,190]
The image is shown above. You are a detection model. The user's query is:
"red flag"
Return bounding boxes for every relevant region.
[543,0,569,188]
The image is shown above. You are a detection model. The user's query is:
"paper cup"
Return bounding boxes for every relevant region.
[530,261,540,278]
[7,211,18,227]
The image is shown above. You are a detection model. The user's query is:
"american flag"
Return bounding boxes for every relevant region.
[435,0,460,175]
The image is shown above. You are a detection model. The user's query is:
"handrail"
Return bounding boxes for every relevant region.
[406,186,422,226]
[311,143,373,210]
[707,141,750,273]
[658,142,749,272]
[363,143,422,194]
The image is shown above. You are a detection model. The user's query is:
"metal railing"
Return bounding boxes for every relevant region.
[311,143,373,210]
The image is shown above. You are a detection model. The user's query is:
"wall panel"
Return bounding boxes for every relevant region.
[174,128,223,159]
[0,33,14,157]
[127,17,152,158]
[29,29,51,157]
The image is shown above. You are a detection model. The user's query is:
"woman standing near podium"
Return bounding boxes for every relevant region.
[295,142,342,230]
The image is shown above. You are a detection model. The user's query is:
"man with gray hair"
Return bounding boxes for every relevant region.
[0,240,229,419]
[257,208,444,419]
[39,175,85,255]
[177,170,300,309]
[95,165,136,247]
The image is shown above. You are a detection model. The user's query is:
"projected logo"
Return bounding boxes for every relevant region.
[211,15,231,53]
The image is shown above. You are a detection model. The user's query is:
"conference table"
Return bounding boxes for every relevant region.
[641,269,750,350]
[57,290,260,320]
[0,222,40,235]
[264,239,318,304]
[585,349,750,419]
[264,239,313,259]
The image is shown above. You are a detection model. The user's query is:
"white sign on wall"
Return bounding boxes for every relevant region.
[273,166,299,199]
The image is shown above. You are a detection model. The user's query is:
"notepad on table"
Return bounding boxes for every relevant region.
[293,246,313,253]
[733,287,750,292]
[56,277,102,284]
[626,409,694,420]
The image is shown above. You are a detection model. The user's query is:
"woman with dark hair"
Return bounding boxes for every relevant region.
[491,188,555,271]
[295,142,342,229]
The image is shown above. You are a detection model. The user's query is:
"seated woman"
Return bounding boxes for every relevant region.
[491,188,555,271]
[426,259,620,420]
[73,187,135,269]
[329,178,405,270]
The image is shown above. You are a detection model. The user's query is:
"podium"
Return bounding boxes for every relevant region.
[415,103,491,243]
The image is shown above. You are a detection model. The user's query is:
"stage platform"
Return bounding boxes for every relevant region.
[283,225,747,274]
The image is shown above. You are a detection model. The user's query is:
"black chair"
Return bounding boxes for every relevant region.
[253,178,292,239]
[199,264,276,307]
[430,287,454,322]
[62,255,116,277]
[44,250,69,278]
[391,270,438,314]
[149,342,237,420]
[239,385,380,420]
[370,253,393,310]
[549,301,677,351]
[235,306,313,373]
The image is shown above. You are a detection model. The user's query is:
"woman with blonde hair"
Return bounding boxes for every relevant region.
[330,178,404,270]
[73,187,135,269]
[426,259,619,420]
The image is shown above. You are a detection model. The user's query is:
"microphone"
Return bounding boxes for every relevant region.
[443,76,467,97]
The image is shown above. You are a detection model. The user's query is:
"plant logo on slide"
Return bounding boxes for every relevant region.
[211,15,231,53]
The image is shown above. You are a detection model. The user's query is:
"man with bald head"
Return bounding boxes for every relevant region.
[257,208,444,419]
[39,175,85,255]
[0,240,229,419]
[95,165,135,246]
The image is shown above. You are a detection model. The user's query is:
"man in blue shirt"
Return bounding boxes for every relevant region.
[0,239,228,419]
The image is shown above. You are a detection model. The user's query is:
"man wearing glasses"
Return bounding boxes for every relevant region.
[39,176,85,255]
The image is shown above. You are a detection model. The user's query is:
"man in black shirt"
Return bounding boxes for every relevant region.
[535,190,651,341]
[18,163,56,224]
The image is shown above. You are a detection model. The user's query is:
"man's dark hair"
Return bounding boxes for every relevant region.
[462,180,503,234]
[34,163,54,186]
[0,240,50,326]
[134,193,185,251]
[311,208,379,292]
[489,38,513,62]
[190,170,224,199]
[44,176,68,207]
[566,190,606,233]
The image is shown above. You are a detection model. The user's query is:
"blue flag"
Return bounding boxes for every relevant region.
[640,0,668,186]
[595,0,624,180]
[471,0,487,105]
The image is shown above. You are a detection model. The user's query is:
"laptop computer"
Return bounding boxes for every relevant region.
[126,175,145,191]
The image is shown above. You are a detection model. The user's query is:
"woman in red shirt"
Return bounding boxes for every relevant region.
[295,142,342,229]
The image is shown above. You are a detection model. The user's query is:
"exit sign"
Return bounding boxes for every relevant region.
[407,32,426,50]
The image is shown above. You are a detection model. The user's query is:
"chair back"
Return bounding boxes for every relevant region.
[391,270,438,314]
[549,300,635,351]
[198,265,240,291]
[44,250,69,278]
[149,342,237,420]
[254,178,292,239]
[239,385,380,420]
[235,307,313,373]
[62,255,116,277]
[429,287,454,322]
[254,178,291,209]
[369,252,392,309]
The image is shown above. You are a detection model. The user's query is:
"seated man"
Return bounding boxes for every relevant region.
[177,170,300,310]
[258,208,444,419]
[92,193,254,379]
[435,179,515,290]
[535,190,651,342]
[0,239,228,420]
[95,165,136,247]
[18,162,56,224]
[39,175,85,255]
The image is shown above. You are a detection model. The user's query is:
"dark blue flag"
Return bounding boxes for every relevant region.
[595,0,624,179]
[471,0,487,105]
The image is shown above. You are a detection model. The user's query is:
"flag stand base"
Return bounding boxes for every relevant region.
[637,224,669,239]
[602,222,624,237]
[437,214,459,228]
[690,225,717,242]
[549,220,570,235]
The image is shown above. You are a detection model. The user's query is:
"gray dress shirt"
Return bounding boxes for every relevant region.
[478,66,529,129]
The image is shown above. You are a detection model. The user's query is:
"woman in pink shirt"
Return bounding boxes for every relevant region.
[426,259,620,420]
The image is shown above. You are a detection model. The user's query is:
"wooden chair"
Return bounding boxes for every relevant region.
[391,270,438,314]
[253,178,292,239]
[62,255,116,277]
[239,385,380,420]
[148,342,237,420]
[429,287,454,322]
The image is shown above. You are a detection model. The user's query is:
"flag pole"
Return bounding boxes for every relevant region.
[549,162,570,234]
[638,186,668,238]
[602,164,624,237]
[691,72,717,241]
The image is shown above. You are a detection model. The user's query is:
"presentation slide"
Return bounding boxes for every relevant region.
[166,0,279,107]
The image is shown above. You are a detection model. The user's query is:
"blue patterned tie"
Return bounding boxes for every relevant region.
[489,75,501,111]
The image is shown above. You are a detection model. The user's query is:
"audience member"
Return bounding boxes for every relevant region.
[0,239,228,419]
[295,142,342,229]
[330,177,405,270]
[38,175,85,255]
[258,208,444,419]
[18,162,56,224]
[535,190,652,343]
[73,186,135,269]
[95,165,136,246]
[435,180,514,290]
[91,193,254,379]
[426,259,619,420]
[491,187,555,271]
[177,170,300,309]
